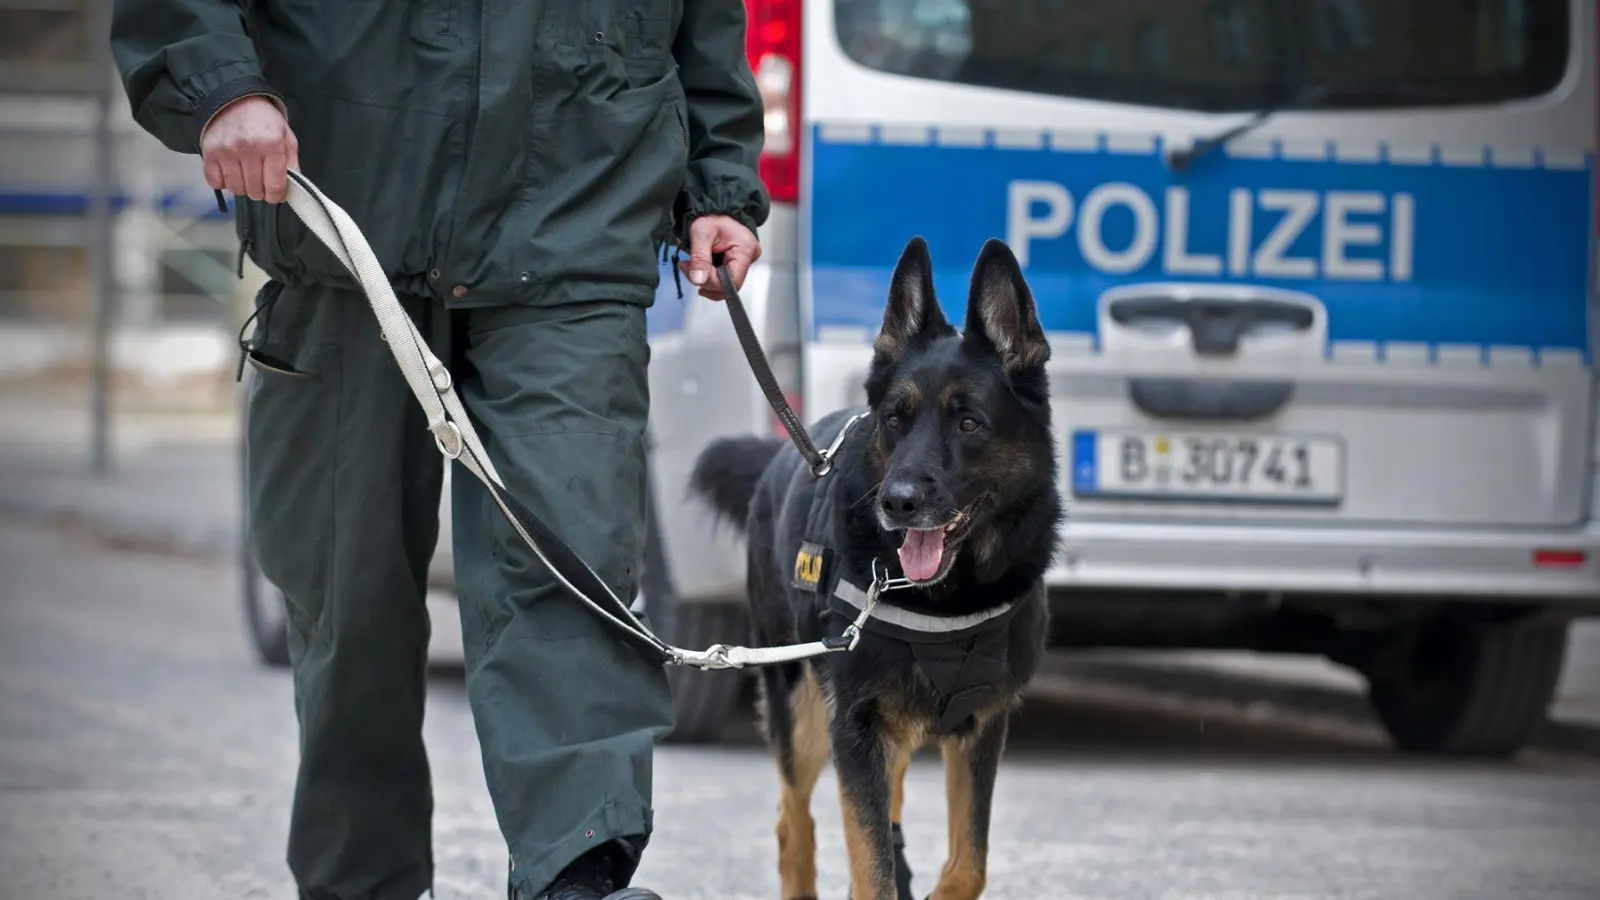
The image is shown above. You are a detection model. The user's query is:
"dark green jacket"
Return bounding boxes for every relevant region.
[111,1,770,308]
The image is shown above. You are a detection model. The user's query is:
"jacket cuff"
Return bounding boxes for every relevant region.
[673,175,768,247]
[195,76,287,147]
[675,206,761,248]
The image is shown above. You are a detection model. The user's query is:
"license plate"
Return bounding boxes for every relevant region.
[1071,429,1345,503]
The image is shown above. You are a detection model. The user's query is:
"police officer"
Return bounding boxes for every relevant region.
[110,3,767,898]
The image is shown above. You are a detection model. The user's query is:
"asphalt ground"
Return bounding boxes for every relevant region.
[2,517,1598,900]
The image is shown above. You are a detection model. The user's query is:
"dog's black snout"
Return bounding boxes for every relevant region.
[880,479,924,518]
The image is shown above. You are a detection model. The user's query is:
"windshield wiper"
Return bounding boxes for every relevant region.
[1166,83,1329,173]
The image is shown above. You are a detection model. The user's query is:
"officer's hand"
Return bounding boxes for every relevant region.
[681,214,761,301]
[200,95,300,205]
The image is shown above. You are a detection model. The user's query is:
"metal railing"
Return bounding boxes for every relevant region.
[0,0,256,472]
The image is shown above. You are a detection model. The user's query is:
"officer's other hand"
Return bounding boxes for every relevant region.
[681,215,761,301]
[200,95,300,205]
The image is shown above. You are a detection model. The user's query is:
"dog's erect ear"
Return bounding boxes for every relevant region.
[962,238,1049,375]
[874,236,951,362]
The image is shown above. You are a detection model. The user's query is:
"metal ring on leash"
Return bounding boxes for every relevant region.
[811,410,870,478]
[432,420,465,459]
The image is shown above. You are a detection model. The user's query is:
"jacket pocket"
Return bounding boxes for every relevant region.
[238,281,315,381]
[238,280,337,379]
[245,349,315,379]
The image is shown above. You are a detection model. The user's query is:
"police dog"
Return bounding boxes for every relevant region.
[689,236,1062,900]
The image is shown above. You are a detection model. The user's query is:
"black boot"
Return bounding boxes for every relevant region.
[511,842,663,900]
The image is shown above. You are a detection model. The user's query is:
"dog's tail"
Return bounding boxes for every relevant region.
[688,436,785,531]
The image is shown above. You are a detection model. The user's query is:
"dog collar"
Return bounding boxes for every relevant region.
[830,576,1017,641]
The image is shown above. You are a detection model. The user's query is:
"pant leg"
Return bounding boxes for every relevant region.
[243,279,445,900]
[450,299,675,899]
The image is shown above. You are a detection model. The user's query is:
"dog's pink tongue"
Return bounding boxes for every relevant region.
[898,528,944,582]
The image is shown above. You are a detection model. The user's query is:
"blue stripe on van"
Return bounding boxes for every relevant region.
[806,124,1593,363]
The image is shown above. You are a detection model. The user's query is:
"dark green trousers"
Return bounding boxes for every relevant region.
[243,280,675,900]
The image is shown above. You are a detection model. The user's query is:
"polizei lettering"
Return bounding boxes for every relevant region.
[1006,180,1416,282]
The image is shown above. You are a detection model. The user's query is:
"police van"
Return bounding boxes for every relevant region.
[635,0,1600,755]
[236,0,1597,756]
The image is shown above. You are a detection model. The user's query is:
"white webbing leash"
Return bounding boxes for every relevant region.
[278,170,888,670]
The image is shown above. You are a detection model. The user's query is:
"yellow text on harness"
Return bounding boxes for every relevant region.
[792,541,829,593]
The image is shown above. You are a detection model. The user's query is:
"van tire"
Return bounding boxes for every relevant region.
[242,545,293,668]
[1364,615,1567,758]
[660,601,749,743]
[238,422,291,669]
[641,448,747,744]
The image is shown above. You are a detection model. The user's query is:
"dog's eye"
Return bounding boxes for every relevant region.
[885,413,904,430]
[960,416,981,433]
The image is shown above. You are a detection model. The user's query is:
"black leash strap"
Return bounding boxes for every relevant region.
[714,263,832,476]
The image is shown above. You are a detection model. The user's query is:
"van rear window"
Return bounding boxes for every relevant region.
[833,0,1572,112]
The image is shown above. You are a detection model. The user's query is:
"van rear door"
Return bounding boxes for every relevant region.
[801,0,1594,529]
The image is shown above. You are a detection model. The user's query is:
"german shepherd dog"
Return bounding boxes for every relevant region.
[688,236,1063,900]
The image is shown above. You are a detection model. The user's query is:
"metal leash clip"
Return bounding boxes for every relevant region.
[811,410,870,478]
[827,558,914,652]
[670,557,916,668]
[694,644,739,670]
[870,557,918,594]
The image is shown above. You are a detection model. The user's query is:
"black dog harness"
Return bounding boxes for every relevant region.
[789,414,1022,735]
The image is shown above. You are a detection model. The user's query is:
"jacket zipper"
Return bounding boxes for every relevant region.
[672,100,689,160]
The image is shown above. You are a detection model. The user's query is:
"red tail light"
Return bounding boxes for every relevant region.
[1533,549,1587,568]
[745,0,801,204]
